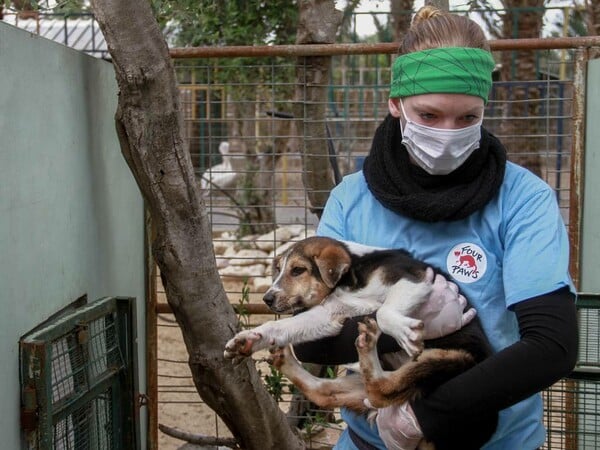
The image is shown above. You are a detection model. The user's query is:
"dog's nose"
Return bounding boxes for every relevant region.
[263,292,275,308]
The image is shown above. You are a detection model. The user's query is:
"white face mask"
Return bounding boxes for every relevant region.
[399,101,482,175]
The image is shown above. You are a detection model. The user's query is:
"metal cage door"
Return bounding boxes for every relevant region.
[20,297,138,450]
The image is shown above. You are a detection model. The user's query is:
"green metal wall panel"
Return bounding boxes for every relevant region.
[0,22,146,449]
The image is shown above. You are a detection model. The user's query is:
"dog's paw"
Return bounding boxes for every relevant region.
[223,330,263,360]
[356,317,381,352]
[266,346,288,369]
[394,319,425,360]
[378,311,425,359]
[400,321,425,359]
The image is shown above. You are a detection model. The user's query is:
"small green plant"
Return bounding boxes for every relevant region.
[301,410,330,437]
[262,366,291,403]
[325,365,337,379]
[236,278,251,328]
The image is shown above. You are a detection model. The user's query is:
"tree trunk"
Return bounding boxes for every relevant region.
[230,98,276,236]
[294,0,343,218]
[498,2,545,176]
[587,0,600,58]
[424,0,449,11]
[390,0,414,42]
[588,0,600,35]
[90,1,304,448]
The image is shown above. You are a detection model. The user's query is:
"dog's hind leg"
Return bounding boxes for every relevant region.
[356,317,388,391]
[268,346,368,413]
[357,318,475,409]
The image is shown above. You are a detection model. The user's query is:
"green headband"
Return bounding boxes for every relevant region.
[390,47,495,102]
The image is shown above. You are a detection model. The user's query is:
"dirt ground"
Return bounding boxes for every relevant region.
[157,313,235,450]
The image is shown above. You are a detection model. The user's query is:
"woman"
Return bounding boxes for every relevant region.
[294,6,578,450]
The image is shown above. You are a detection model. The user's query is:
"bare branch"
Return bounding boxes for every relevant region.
[158,423,240,448]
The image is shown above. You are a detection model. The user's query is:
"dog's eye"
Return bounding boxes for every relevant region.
[291,267,307,277]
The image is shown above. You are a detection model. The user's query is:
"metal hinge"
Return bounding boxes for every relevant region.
[20,386,38,432]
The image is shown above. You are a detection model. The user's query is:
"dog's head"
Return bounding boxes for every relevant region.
[263,236,352,313]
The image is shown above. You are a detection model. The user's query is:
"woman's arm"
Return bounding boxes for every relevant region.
[410,287,578,448]
[293,313,400,364]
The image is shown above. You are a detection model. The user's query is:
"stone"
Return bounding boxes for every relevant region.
[219,264,265,280]
[252,276,273,293]
[229,249,270,266]
[254,226,294,251]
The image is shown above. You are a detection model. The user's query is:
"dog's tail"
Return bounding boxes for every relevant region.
[364,348,476,408]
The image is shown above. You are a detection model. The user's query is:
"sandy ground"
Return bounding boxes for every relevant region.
[157,313,225,450]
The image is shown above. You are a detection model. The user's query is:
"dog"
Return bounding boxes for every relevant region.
[224,236,497,448]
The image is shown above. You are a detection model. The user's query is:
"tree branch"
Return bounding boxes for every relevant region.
[158,423,240,448]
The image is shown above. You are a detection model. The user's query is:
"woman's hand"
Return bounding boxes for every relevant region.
[375,402,423,450]
[420,268,477,340]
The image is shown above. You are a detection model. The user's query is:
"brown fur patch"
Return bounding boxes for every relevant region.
[269,346,369,412]
[363,348,475,408]
[267,237,351,312]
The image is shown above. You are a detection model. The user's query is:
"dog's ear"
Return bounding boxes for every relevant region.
[313,245,351,289]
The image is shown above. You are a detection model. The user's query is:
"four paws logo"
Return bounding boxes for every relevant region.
[446,243,487,284]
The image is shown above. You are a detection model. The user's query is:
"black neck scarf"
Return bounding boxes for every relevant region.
[362,114,507,222]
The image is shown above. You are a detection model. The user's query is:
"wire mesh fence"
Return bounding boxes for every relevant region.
[4,9,598,450]
[52,388,115,450]
[150,41,599,449]
[175,47,580,233]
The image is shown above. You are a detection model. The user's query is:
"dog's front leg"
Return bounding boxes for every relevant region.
[376,269,435,359]
[224,304,345,360]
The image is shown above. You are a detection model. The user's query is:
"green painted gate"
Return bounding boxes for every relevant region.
[20,297,138,450]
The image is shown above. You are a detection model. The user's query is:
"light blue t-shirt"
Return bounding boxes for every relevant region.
[317,162,573,450]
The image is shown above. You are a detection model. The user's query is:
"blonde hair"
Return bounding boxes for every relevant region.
[399,6,490,55]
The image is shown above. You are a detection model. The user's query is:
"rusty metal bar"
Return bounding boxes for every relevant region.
[169,36,600,59]
[145,209,159,450]
[565,47,589,450]
[569,48,588,289]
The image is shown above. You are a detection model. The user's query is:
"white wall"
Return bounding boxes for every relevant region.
[0,22,146,449]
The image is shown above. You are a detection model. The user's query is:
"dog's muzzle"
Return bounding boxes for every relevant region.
[263,291,276,308]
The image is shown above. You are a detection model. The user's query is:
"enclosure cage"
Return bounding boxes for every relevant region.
[4,7,598,450]
[543,293,600,449]
[150,39,599,450]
